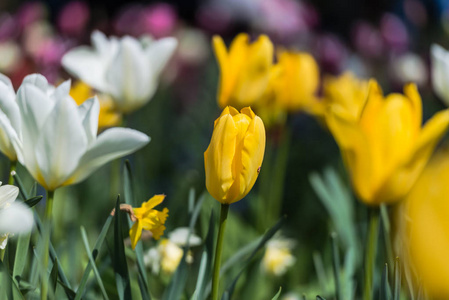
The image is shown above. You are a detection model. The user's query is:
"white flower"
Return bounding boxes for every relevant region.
[14,74,150,191]
[168,227,202,247]
[262,237,296,276]
[431,44,449,106]
[62,31,177,113]
[0,183,34,249]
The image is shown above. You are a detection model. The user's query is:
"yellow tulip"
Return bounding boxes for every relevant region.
[321,71,369,120]
[70,81,122,130]
[271,50,320,113]
[129,195,169,250]
[403,148,449,298]
[213,34,273,109]
[204,106,266,204]
[326,80,449,205]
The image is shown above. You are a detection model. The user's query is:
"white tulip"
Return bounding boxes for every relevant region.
[431,44,449,106]
[15,74,150,191]
[62,31,177,113]
[0,183,34,249]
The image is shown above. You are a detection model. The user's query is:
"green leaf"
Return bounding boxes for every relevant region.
[24,196,43,208]
[123,160,150,300]
[50,259,59,296]
[316,296,326,300]
[394,258,401,300]
[222,216,286,299]
[13,232,31,285]
[380,263,390,300]
[75,215,113,300]
[271,287,282,300]
[331,233,342,300]
[80,226,109,300]
[112,195,132,300]
[0,257,24,299]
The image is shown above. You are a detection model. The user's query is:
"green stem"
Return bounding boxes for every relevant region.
[41,190,55,300]
[363,207,380,300]
[0,248,4,261]
[8,161,16,185]
[211,204,229,300]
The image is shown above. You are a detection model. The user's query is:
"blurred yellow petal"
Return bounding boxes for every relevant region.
[130,221,143,250]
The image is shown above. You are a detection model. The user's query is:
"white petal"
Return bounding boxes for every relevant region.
[431,44,449,106]
[51,80,71,101]
[0,185,18,209]
[0,73,13,90]
[77,96,100,145]
[0,78,21,134]
[62,47,108,91]
[146,37,178,76]
[0,202,34,234]
[0,109,21,161]
[106,37,151,112]
[35,94,88,190]
[22,74,49,93]
[67,128,150,185]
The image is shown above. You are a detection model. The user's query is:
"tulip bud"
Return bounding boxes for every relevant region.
[204,106,266,204]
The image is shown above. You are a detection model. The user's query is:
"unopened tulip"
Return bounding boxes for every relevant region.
[326,80,449,205]
[204,106,266,204]
[213,34,273,109]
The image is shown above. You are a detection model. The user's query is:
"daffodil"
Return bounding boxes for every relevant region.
[321,71,369,120]
[326,80,449,205]
[70,81,122,129]
[262,237,296,276]
[271,50,320,113]
[14,74,150,191]
[204,106,266,204]
[430,44,449,106]
[404,148,449,298]
[0,74,22,162]
[62,30,177,113]
[129,194,169,250]
[213,34,273,109]
[0,183,34,249]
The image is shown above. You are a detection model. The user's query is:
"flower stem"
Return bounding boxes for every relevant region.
[211,203,229,300]
[363,207,380,300]
[8,160,16,185]
[41,190,55,300]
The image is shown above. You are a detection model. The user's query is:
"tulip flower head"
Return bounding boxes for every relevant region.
[14,74,150,191]
[326,80,449,205]
[62,30,177,114]
[204,106,266,204]
[213,34,273,109]
[0,183,34,249]
[431,44,449,106]
[404,149,449,298]
[129,194,169,250]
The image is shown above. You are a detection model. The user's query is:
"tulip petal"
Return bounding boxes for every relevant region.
[0,75,20,133]
[145,37,177,76]
[0,201,33,235]
[77,96,100,145]
[106,37,151,112]
[21,74,49,93]
[205,114,237,203]
[62,47,108,92]
[66,128,150,185]
[0,110,21,161]
[376,109,449,204]
[431,44,449,106]
[0,185,19,209]
[35,94,88,190]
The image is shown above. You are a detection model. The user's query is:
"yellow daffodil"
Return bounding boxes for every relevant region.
[326,80,449,205]
[403,148,449,298]
[204,106,266,204]
[129,194,169,250]
[262,237,296,276]
[213,34,273,109]
[321,71,369,120]
[70,81,122,129]
[271,50,320,113]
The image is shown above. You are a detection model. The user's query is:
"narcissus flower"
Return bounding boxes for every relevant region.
[204,106,266,204]
[271,50,320,113]
[321,72,369,120]
[15,74,150,191]
[129,194,169,250]
[0,183,34,249]
[62,30,177,113]
[431,44,449,106]
[262,237,296,276]
[326,80,449,205]
[70,81,122,129]
[213,34,273,109]
[404,149,449,298]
